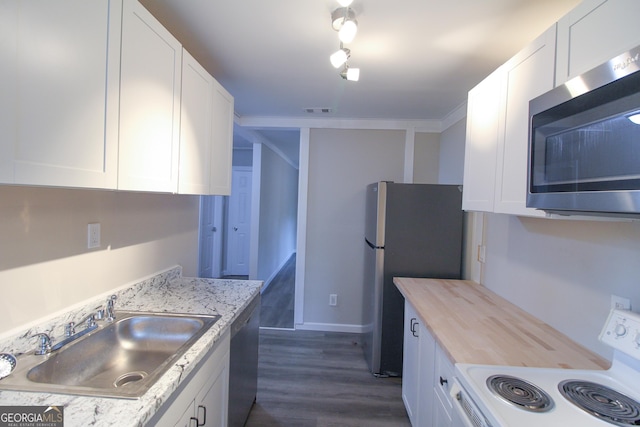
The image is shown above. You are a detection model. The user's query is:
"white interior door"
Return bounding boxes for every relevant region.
[199,196,224,278]
[225,167,252,276]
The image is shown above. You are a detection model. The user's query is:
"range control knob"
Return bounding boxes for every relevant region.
[615,323,628,338]
[634,332,640,348]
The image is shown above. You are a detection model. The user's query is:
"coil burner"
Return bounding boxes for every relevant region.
[559,380,640,426]
[487,375,554,413]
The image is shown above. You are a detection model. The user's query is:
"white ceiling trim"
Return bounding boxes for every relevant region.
[237,115,443,133]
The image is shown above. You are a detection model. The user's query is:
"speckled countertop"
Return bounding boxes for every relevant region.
[0,266,262,426]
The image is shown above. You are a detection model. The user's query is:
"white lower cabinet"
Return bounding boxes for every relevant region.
[432,343,455,427]
[402,299,460,427]
[153,331,230,427]
[402,301,423,425]
[402,301,457,427]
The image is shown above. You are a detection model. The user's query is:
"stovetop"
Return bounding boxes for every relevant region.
[455,363,640,427]
[452,309,640,427]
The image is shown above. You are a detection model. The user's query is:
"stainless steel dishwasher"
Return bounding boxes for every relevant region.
[228,294,260,427]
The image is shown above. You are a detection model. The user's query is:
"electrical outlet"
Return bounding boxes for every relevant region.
[88,223,101,249]
[329,294,337,306]
[611,294,631,310]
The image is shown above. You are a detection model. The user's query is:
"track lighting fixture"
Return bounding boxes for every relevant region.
[340,65,360,82]
[331,7,358,43]
[328,0,361,81]
[330,46,350,69]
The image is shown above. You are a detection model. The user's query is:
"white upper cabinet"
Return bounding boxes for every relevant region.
[1,1,121,188]
[556,0,640,85]
[178,49,215,195]
[462,69,502,212]
[118,0,182,192]
[493,26,556,217]
[209,80,234,196]
[178,50,234,196]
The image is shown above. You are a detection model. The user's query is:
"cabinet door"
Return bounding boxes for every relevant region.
[178,49,214,195]
[118,0,182,192]
[209,80,234,196]
[493,26,555,217]
[0,1,18,183]
[433,344,455,427]
[401,301,420,425]
[417,322,436,427]
[173,401,196,427]
[2,1,121,188]
[556,0,640,85]
[153,332,230,427]
[462,69,502,212]
[194,348,230,427]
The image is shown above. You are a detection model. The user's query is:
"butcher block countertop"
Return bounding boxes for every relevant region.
[394,277,609,370]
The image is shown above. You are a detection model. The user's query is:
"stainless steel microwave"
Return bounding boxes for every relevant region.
[527,44,640,218]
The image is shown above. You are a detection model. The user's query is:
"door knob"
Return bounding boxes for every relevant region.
[233,227,238,231]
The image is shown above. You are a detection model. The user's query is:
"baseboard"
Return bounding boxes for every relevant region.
[295,322,365,334]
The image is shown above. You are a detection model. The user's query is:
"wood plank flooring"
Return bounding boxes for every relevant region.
[260,254,296,329]
[245,329,411,427]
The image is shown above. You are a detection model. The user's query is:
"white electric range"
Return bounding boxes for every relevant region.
[450,309,640,427]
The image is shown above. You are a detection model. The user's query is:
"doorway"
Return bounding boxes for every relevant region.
[225,166,252,277]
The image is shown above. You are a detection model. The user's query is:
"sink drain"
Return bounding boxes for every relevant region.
[114,371,147,387]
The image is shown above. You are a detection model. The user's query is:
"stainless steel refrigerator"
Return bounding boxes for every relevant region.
[363,182,463,377]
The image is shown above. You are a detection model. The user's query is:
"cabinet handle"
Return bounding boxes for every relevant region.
[197,405,206,426]
[189,417,198,427]
[410,318,419,337]
[439,376,448,387]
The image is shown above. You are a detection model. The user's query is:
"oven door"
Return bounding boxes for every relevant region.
[450,378,494,427]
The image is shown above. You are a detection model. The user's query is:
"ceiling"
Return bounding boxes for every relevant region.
[140,0,581,153]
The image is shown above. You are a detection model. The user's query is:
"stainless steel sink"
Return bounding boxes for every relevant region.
[0,311,221,399]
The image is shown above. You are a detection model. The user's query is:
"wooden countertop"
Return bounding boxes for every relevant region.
[394,277,609,370]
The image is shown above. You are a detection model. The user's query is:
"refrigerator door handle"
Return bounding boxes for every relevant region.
[365,237,384,250]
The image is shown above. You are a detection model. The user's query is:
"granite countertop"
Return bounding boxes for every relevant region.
[394,277,609,370]
[0,266,262,426]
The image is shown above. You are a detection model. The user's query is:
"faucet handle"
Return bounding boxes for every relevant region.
[106,295,117,322]
[84,314,96,328]
[31,333,52,355]
[65,322,76,337]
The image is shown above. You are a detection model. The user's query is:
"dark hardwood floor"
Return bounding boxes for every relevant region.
[245,329,411,427]
[260,254,296,329]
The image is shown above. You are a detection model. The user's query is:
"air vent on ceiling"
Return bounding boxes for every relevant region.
[304,108,333,114]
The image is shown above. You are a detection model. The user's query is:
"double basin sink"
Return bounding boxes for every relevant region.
[0,311,221,399]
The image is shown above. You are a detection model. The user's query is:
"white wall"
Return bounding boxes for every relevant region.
[256,144,298,287]
[303,128,405,330]
[0,186,200,335]
[482,213,640,358]
[438,118,466,185]
[413,132,440,184]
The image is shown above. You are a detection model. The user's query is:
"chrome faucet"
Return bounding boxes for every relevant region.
[65,312,97,337]
[106,295,117,322]
[32,333,52,355]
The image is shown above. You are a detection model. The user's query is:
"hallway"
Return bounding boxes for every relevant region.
[260,254,295,329]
